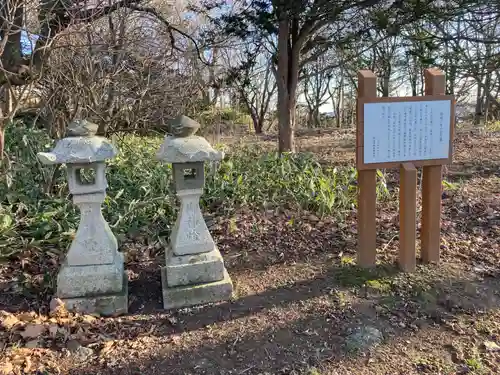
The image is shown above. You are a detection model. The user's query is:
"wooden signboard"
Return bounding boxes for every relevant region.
[357,96,455,170]
[356,68,455,272]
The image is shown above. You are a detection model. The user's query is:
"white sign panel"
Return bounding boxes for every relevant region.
[363,100,451,164]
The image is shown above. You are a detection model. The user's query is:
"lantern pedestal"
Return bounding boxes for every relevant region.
[164,247,225,286]
[57,268,128,316]
[161,268,233,310]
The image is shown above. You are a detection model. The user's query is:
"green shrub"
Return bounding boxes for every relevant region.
[486,120,500,132]
[0,122,392,257]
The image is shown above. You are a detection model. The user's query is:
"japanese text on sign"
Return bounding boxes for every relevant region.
[363,100,451,164]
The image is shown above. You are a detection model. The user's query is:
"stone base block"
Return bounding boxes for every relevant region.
[57,273,128,316]
[57,253,124,298]
[161,268,233,310]
[165,247,225,287]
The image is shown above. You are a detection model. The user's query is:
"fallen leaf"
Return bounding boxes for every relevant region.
[20,324,46,339]
[483,340,500,352]
[171,335,181,345]
[144,324,157,335]
[0,313,19,330]
[50,298,68,317]
[0,361,13,375]
[23,356,32,373]
[53,317,72,325]
[81,315,96,324]
[10,355,24,365]
[17,312,36,323]
[307,215,319,222]
[100,340,115,356]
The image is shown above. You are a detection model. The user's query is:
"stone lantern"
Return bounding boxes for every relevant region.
[37,120,127,316]
[157,115,233,309]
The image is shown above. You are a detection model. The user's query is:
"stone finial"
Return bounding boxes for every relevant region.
[37,121,117,165]
[66,119,99,137]
[168,115,200,137]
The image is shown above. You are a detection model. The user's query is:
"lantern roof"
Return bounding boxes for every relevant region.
[37,119,117,165]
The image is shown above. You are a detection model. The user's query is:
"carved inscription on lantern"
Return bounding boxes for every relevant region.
[182,201,202,242]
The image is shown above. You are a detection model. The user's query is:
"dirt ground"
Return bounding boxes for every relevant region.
[1,127,500,375]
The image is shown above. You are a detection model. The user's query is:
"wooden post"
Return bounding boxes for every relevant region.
[357,71,377,267]
[399,163,417,271]
[421,69,445,263]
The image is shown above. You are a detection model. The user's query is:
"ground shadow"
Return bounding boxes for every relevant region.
[132,262,399,318]
[446,160,500,183]
[0,210,409,315]
[127,259,164,312]
[65,262,500,375]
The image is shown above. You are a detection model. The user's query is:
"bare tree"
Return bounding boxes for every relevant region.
[223,48,276,134]
[302,54,331,128]
[0,0,206,157]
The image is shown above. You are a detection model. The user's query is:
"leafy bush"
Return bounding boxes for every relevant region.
[486,120,500,132]
[0,123,391,257]
[205,144,362,214]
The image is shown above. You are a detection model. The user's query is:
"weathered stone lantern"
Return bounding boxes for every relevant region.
[37,120,127,316]
[157,115,233,309]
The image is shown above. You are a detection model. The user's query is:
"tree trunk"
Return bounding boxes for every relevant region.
[276,18,299,153]
[0,126,4,161]
[349,85,356,127]
[484,74,491,122]
[277,88,296,150]
[313,108,320,128]
[250,110,263,134]
[0,85,13,161]
[408,53,418,96]
[306,110,312,128]
[337,71,344,128]
[335,109,341,128]
[306,106,320,128]
[419,68,425,96]
[483,42,493,122]
[474,82,483,125]
[258,111,267,134]
[382,69,390,97]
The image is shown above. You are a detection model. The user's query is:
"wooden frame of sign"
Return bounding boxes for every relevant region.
[356,68,455,272]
